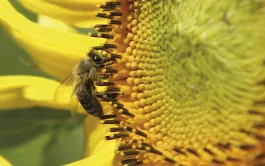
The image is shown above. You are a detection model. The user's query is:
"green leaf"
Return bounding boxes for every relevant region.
[40,125,85,166]
[0,108,86,166]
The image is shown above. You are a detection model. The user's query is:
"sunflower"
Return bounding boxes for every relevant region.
[1,0,265,166]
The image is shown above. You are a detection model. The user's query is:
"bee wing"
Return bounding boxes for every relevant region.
[68,82,81,116]
[54,73,74,102]
[54,73,81,115]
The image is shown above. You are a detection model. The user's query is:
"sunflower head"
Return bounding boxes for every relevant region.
[85,0,265,166]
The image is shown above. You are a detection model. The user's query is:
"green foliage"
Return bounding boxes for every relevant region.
[0,108,86,166]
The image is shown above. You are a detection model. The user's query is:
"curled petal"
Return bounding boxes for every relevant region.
[18,0,107,27]
[0,1,105,80]
[66,116,117,166]
[0,75,83,113]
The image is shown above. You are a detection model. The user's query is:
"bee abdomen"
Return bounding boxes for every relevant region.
[78,94,103,117]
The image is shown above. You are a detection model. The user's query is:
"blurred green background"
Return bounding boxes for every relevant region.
[0,1,86,165]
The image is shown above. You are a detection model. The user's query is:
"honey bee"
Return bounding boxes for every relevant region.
[54,50,114,118]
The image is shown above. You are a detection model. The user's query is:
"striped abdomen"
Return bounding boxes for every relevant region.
[76,81,103,117]
[77,92,103,117]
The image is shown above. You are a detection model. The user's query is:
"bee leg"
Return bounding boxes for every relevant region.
[95,90,135,118]
[95,91,118,102]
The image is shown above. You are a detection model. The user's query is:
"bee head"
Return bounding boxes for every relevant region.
[88,50,105,64]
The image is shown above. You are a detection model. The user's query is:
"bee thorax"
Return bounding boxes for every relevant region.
[75,58,95,76]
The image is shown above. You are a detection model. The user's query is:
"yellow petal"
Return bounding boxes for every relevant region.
[66,116,117,166]
[0,1,105,80]
[37,15,77,33]
[0,156,12,166]
[18,0,107,27]
[83,114,116,156]
[0,75,84,114]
